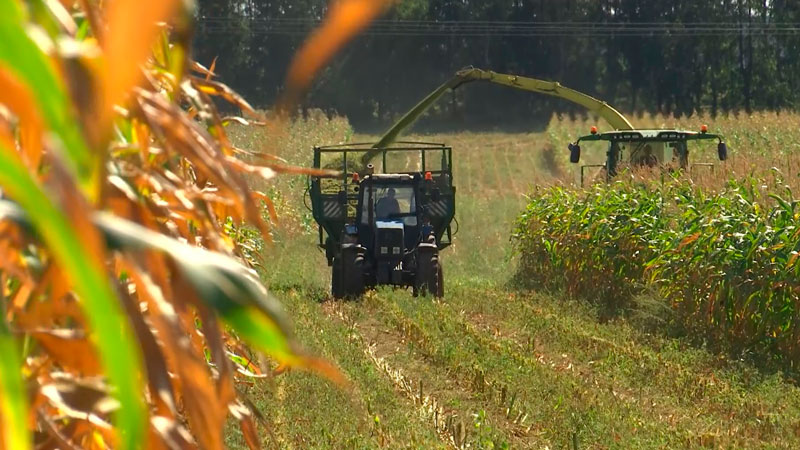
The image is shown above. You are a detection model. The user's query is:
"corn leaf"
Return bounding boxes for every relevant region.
[94,212,300,362]
[0,321,30,450]
[0,145,146,450]
[0,0,94,189]
[1,199,307,366]
[281,0,394,109]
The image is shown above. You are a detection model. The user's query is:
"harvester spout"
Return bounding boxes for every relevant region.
[362,67,634,166]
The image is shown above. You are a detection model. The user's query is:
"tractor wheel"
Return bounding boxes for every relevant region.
[415,250,441,298]
[341,250,365,299]
[435,264,444,298]
[331,258,344,299]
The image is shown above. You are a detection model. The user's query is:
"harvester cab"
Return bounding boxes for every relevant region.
[309,143,455,299]
[569,127,728,185]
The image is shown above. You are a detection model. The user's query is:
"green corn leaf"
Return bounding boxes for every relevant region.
[0,321,30,450]
[0,146,146,450]
[94,212,300,363]
[1,200,300,365]
[0,0,94,190]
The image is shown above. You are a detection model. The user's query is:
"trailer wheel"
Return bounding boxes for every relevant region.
[415,250,441,298]
[331,258,344,299]
[341,250,365,299]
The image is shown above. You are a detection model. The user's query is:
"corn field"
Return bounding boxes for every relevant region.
[513,176,800,369]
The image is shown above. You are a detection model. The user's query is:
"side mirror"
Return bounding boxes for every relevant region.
[568,143,581,164]
[337,190,347,204]
[718,142,728,161]
[431,188,441,202]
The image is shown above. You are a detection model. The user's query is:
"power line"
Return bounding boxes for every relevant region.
[196,18,800,38]
[198,17,800,26]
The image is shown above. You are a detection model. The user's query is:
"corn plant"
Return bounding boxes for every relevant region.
[0,0,392,448]
[513,182,668,309]
[513,177,800,368]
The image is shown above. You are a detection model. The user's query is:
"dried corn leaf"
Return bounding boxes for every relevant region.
[282,0,395,109]
[99,0,181,127]
[125,262,225,450]
[190,77,260,119]
[150,416,196,450]
[229,402,261,450]
[0,66,44,170]
[31,329,102,376]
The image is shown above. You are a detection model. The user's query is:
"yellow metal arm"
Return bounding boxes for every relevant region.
[365,67,633,165]
[455,68,634,131]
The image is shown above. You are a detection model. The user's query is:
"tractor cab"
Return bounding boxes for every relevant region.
[568,127,728,185]
[355,174,426,282]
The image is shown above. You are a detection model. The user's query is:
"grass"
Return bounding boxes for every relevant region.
[228,112,800,448]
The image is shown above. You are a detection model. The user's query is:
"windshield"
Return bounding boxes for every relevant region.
[362,184,416,225]
[611,140,688,166]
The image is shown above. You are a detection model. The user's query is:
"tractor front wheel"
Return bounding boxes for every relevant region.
[415,250,442,298]
[331,257,343,299]
[341,249,365,299]
[435,264,444,298]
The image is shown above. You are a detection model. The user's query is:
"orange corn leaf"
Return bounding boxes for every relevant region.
[251,191,279,226]
[191,61,216,79]
[0,66,44,170]
[190,77,259,118]
[206,56,217,81]
[226,156,340,179]
[31,330,103,376]
[677,232,701,251]
[281,0,395,110]
[786,252,799,270]
[125,262,226,450]
[77,0,105,43]
[99,0,181,127]
[149,416,195,450]
[230,404,261,450]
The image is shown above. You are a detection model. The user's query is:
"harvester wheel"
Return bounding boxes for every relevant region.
[415,250,441,298]
[341,250,365,299]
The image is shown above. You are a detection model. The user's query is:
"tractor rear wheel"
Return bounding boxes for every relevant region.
[415,250,441,298]
[331,258,343,299]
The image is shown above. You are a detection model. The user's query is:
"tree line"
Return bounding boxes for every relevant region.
[193,0,800,131]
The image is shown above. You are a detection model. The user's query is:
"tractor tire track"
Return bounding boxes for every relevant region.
[363,295,557,445]
[322,300,524,449]
[365,293,735,447]
[323,301,494,449]
[274,290,443,448]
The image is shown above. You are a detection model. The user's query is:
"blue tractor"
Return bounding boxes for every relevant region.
[309,142,456,298]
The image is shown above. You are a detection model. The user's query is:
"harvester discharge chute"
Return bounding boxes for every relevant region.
[360,67,729,185]
[361,67,634,166]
